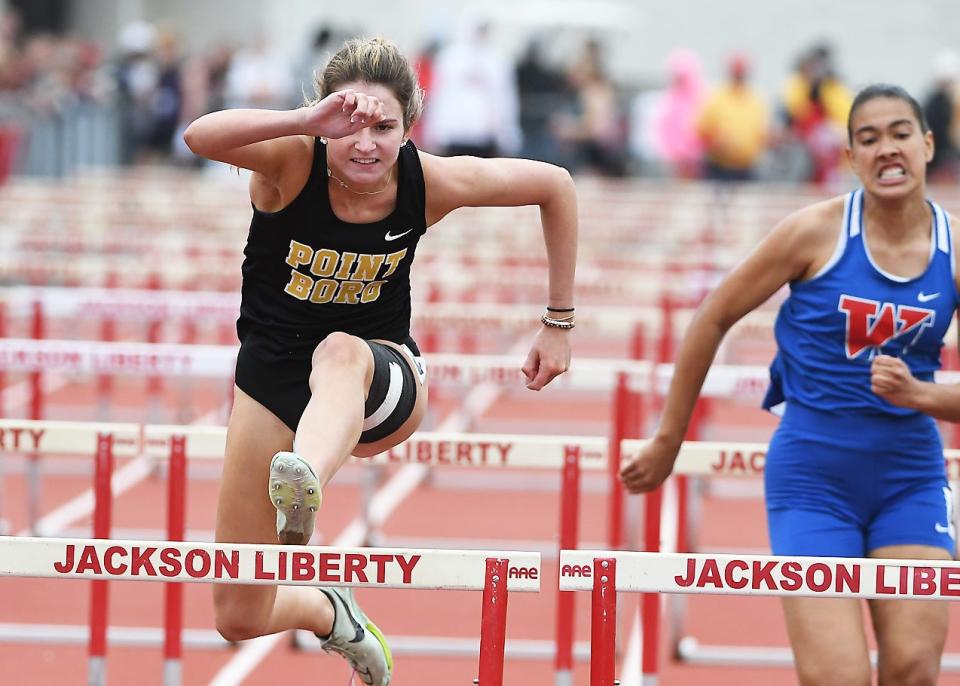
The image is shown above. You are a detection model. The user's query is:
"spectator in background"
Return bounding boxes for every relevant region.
[697,53,768,182]
[654,48,705,178]
[409,37,441,149]
[923,49,960,183]
[142,29,182,159]
[780,44,851,184]
[782,44,851,131]
[421,18,521,157]
[115,20,159,163]
[224,34,292,110]
[515,36,566,164]
[293,27,332,105]
[203,42,233,114]
[552,38,625,176]
[115,23,183,163]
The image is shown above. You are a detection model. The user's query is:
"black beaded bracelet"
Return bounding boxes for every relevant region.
[546,306,576,313]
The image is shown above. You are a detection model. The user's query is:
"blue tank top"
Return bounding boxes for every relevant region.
[763,189,958,416]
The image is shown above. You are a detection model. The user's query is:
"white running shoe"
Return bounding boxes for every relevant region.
[268,451,322,545]
[318,587,393,685]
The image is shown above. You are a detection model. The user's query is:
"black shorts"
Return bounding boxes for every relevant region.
[235,331,425,443]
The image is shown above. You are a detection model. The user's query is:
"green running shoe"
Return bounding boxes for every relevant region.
[268,451,321,545]
[317,587,393,686]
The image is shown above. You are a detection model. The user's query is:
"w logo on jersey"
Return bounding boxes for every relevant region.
[837,295,935,359]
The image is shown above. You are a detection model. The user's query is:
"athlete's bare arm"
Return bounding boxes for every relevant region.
[871,211,960,422]
[420,153,577,304]
[420,153,578,390]
[621,198,844,494]
[182,90,386,207]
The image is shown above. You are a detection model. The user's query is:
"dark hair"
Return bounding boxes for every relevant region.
[847,83,929,144]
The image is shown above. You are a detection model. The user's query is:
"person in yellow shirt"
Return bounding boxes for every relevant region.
[782,45,852,132]
[697,54,769,181]
[779,44,853,184]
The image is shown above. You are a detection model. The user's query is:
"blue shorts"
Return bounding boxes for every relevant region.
[765,404,955,557]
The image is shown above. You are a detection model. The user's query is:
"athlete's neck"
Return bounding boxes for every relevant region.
[863,194,931,242]
[327,166,395,195]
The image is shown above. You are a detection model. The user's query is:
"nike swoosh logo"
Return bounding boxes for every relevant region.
[918,292,941,302]
[936,522,952,534]
[385,229,412,241]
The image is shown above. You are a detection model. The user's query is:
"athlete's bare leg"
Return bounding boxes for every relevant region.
[781,596,871,686]
[213,387,334,640]
[869,544,950,686]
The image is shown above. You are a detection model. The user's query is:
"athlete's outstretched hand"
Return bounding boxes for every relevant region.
[521,327,571,391]
[302,89,386,140]
[871,354,923,408]
[620,434,680,494]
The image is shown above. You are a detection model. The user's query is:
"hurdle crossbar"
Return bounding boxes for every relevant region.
[2,537,538,685]
[143,425,609,470]
[0,537,540,590]
[621,440,960,480]
[561,550,960,599]
[561,550,960,685]
[5,337,958,394]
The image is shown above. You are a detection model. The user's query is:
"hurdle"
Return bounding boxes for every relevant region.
[362,430,607,685]
[0,420,142,680]
[0,419,613,680]
[560,549,960,686]
[144,423,608,685]
[0,535,540,686]
[619,439,960,676]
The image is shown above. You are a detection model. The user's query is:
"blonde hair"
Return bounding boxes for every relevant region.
[313,37,424,131]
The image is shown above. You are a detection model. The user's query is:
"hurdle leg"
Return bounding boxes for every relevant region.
[641,487,663,685]
[0,300,6,418]
[27,299,45,535]
[607,372,628,552]
[163,435,187,686]
[590,557,617,686]
[477,557,509,686]
[554,446,581,686]
[88,433,114,686]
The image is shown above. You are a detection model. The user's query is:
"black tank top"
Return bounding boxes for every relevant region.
[237,138,427,347]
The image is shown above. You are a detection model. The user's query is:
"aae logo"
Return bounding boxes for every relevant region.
[560,564,592,578]
[507,566,538,580]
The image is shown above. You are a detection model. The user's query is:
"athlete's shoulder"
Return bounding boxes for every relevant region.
[774,195,846,243]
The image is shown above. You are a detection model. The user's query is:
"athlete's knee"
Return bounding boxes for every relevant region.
[879,651,941,686]
[310,332,370,375]
[797,660,870,686]
[213,589,267,642]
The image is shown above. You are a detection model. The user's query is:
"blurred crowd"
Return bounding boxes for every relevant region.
[1,8,959,185]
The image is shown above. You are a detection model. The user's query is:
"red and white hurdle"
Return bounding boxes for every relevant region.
[1,534,538,686]
[0,419,607,685]
[560,549,960,686]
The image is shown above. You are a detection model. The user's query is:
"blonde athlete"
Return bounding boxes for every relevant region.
[622,84,959,686]
[184,37,577,685]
